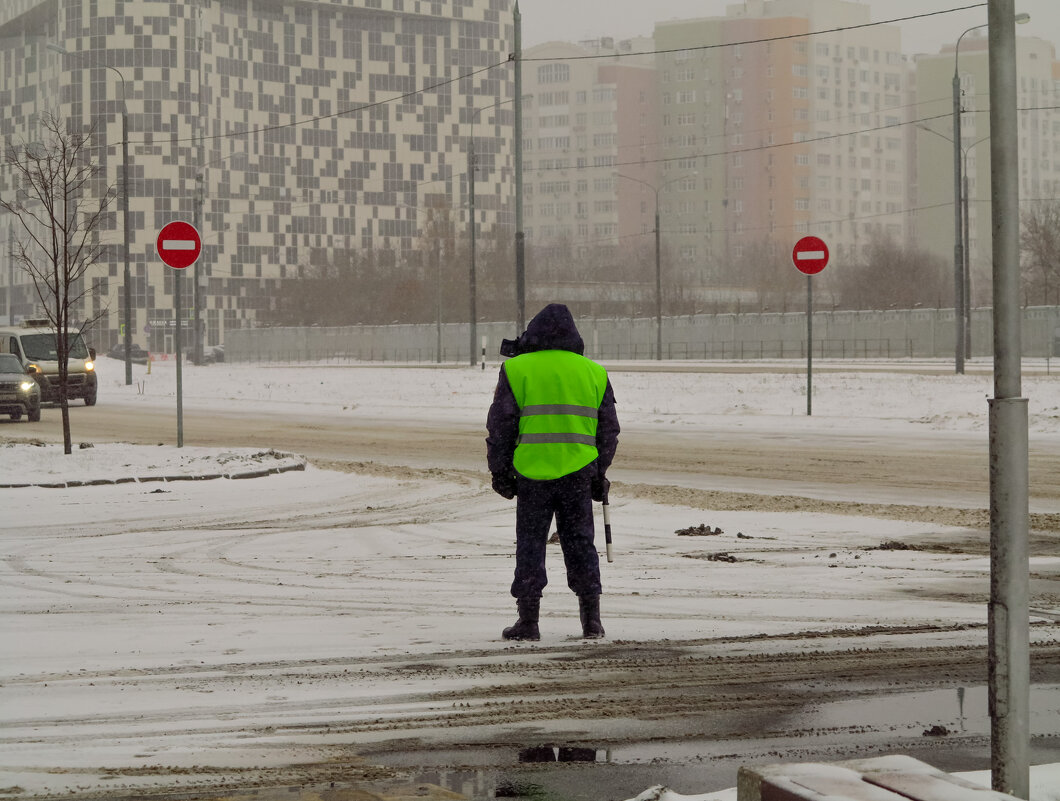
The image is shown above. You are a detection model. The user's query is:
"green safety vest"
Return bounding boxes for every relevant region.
[503,349,608,480]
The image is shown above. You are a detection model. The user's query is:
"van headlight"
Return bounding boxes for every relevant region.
[26,363,41,374]
[85,361,94,371]
[20,380,35,392]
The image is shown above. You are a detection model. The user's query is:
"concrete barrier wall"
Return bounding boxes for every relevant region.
[226,306,1060,363]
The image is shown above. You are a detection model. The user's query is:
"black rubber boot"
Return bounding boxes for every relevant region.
[503,597,541,641]
[579,595,605,639]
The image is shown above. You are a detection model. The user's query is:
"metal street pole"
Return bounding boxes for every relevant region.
[49,45,133,384]
[175,267,184,448]
[963,168,972,357]
[616,172,695,361]
[434,234,441,363]
[654,200,661,361]
[514,2,526,333]
[987,2,1030,795]
[952,56,967,374]
[467,96,524,364]
[952,15,1028,372]
[120,92,132,386]
[964,134,992,360]
[193,173,204,365]
[7,225,14,325]
[468,141,477,367]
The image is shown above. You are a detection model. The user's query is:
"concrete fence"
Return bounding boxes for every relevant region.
[226,305,1060,363]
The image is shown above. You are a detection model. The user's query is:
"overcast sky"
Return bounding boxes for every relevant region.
[519,0,1060,58]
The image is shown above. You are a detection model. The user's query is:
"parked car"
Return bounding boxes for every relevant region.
[106,342,150,364]
[201,344,224,364]
[0,352,42,422]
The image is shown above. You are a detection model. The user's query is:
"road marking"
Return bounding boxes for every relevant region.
[161,240,197,250]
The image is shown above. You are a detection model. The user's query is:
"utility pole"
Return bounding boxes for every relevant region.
[194,173,204,365]
[514,2,526,332]
[434,231,441,364]
[654,202,661,361]
[987,1,1030,796]
[468,141,477,367]
[951,64,966,374]
[7,225,14,325]
[120,93,132,385]
[193,1,206,366]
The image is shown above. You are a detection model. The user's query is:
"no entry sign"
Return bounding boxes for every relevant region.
[156,221,201,269]
[792,235,829,275]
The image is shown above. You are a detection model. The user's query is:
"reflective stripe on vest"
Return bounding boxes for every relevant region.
[503,349,608,480]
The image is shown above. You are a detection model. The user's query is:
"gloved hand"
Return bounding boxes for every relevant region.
[591,474,610,503]
[492,472,517,499]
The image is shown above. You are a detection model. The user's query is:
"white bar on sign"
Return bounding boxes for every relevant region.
[162,240,196,250]
[797,250,825,260]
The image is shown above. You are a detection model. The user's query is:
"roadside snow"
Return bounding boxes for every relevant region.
[2,359,1057,801]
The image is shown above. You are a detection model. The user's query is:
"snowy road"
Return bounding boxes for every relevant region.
[2,361,1059,800]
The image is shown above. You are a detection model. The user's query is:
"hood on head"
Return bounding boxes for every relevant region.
[518,303,584,355]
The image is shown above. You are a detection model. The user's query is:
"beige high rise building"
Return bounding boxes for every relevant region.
[655,0,910,292]
[914,33,1060,306]
[521,37,657,257]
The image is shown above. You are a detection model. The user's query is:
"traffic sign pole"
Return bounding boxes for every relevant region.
[157,221,201,448]
[176,269,183,447]
[807,275,813,416]
[792,236,830,416]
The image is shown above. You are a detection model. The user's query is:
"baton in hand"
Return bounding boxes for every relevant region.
[602,492,614,563]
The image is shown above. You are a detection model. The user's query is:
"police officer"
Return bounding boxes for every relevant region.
[486,303,620,640]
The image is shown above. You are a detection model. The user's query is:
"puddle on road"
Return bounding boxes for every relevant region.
[189,684,1059,801]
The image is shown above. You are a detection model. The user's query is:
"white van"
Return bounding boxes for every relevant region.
[0,319,97,406]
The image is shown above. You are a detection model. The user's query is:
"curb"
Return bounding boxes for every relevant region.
[0,459,307,489]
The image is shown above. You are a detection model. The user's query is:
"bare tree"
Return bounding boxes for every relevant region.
[831,230,948,311]
[0,114,111,453]
[1021,201,1060,307]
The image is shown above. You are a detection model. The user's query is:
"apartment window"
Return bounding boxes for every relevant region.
[538,63,570,84]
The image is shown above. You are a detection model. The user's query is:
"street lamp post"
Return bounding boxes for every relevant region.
[114,67,132,386]
[952,14,1028,372]
[49,45,133,385]
[467,96,528,366]
[468,137,478,367]
[963,134,991,358]
[615,172,696,360]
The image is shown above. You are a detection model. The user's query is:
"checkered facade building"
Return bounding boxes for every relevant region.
[1,0,513,351]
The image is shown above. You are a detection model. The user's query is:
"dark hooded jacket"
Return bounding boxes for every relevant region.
[486,304,619,480]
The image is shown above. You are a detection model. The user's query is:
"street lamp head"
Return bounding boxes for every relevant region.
[1015,13,1031,24]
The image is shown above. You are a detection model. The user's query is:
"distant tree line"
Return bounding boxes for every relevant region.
[266,208,1060,328]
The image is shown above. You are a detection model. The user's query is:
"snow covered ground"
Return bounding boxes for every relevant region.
[1,357,1058,801]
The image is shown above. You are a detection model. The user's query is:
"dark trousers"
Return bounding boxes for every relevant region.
[511,463,601,599]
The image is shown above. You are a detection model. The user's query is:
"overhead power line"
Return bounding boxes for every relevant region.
[128,4,988,150]
[522,4,990,61]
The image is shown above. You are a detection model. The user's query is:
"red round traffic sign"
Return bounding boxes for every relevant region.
[156,220,201,269]
[792,235,829,275]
